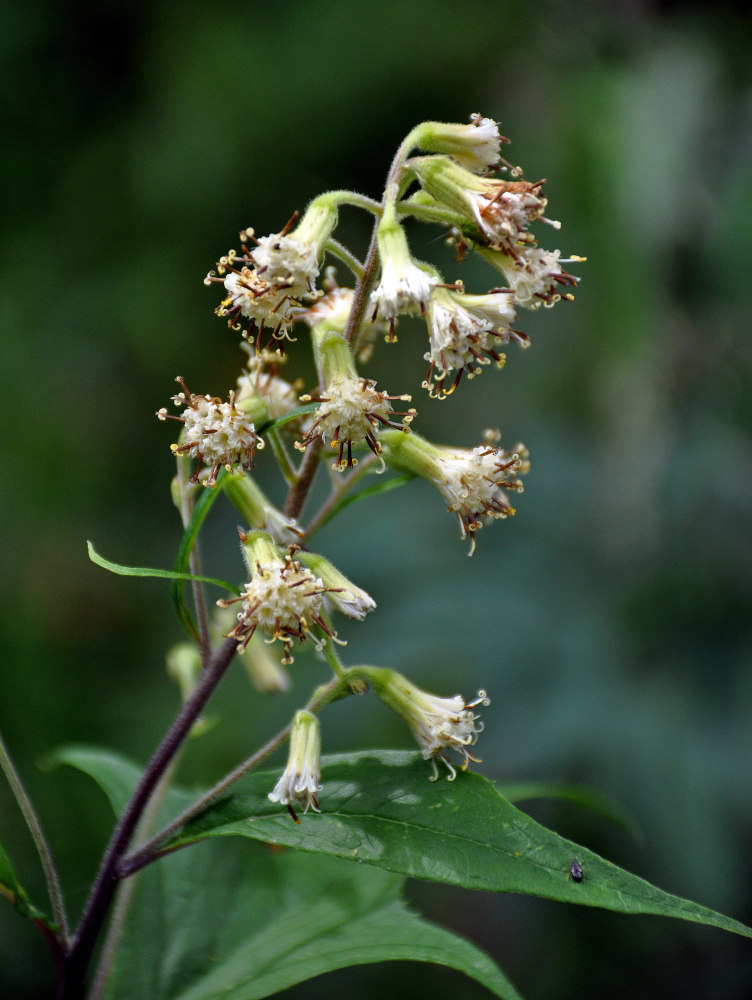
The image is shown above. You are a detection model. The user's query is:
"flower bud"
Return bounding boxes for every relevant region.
[297,552,376,620]
[165,642,202,703]
[413,114,505,173]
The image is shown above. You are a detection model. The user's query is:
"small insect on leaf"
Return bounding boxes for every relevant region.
[570,858,584,883]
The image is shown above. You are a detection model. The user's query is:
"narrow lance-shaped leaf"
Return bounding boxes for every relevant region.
[166,750,752,940]
[86,542,240,595]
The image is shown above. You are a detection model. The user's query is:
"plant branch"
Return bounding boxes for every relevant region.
[283,437,323,521]
[175,456,211,666]
[301,453,380,542]
[118,674,348,878]
[324,238,365,281]
[56,636,239,1000]
[0,729,69,947]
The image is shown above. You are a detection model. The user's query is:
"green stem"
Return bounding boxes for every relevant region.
[320,636,347,678]
[175,456,210,666]
[301,453,380,541]
[318,190,382,215]
[0,729,69,946]
[324,238,365,280]
[266,428,298,487]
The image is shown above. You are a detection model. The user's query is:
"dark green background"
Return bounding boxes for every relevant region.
[2,1,751,997]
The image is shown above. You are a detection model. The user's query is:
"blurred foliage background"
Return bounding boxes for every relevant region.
[2,0,752,997]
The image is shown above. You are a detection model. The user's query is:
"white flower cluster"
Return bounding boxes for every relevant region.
[157,379,261,486]
[298,376,415,470]
[226,552,329,665]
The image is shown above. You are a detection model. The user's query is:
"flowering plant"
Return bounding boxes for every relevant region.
[1,115,749,1000]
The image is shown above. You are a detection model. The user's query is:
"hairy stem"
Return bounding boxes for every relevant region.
[176,456,211,665]
[0,729,69,946]
[56,637,238,1000]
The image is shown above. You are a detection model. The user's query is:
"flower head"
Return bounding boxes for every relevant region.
[205,249,301,349]
[156,377,262,486]
[368,668,490,780]
[413,156,559,253]
[423,287,519,397]
[369,210,438,338]
[479,246,582,310]
[381,429,529,554]
[268,710,322,818]
[297,375,415,470]
[433,435,529,553]
[218,532,337,664]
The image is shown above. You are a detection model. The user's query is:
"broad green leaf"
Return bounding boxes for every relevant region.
[56,746,523,1000]
[45,745,183,818]
[499,780,640,839]
[86,541,239,595]
[0,841,54,928]
[103,841,522,1000]
[167,750,752,940]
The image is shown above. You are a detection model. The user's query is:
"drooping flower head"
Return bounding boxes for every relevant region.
[423,286,520,397]
[156,377,263,486]
[369,206,438,339]
[268,709,322,819]
[367,667,490,780]
[413,155,559,253]
[381,428,529,554]
[477,246,583,310]
[205,200,338,351]
[218,532,338,664]
[297,552,377,621]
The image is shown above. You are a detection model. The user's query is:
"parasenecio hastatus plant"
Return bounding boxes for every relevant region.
[2,115,750,1000]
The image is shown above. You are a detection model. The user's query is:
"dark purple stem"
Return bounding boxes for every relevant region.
[55,636,238,1000]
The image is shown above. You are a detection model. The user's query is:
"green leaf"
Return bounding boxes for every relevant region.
[45,745,180,818]
[55,746,522,1000]
[167,750,752,940]
[256,402,319,434]
[0,841,54,928]
[499,780,641,839]
[103,842,522,1000]
[86,542,239,595]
